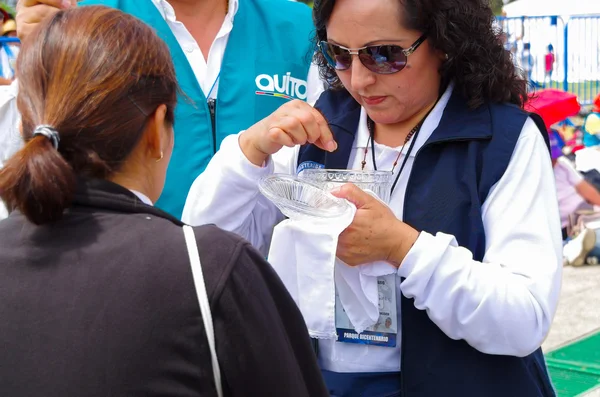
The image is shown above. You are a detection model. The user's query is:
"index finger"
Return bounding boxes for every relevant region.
[18,0,73,9]
[311,107,337,152]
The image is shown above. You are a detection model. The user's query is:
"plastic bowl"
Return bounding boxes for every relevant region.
[258,174,353,219]
[298,169,393,204]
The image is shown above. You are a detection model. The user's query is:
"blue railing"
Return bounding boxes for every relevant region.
[497,15,600,106]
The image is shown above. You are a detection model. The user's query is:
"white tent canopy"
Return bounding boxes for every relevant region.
[503,0,600,17]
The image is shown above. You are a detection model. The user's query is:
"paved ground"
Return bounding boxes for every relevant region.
[587,386,600,397]
[543,265,600,396]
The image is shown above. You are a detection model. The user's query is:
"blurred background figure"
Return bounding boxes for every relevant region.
[521,41,533,81]
[545,43,555,84]
[583,94,600,143]
[553,154,600,240]
[0,7,14,85]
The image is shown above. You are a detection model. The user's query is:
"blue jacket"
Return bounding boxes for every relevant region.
[298,88,556,397]
[80,0,316,218]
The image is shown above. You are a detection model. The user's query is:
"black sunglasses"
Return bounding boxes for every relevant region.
[319,34,427,74]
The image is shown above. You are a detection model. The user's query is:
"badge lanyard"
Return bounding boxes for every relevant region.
[368,101,439,194]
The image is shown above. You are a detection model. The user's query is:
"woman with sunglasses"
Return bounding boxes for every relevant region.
[184,0,562,396]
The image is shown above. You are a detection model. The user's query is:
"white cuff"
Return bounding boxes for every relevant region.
[397,231,456,279]
[230,132,274,180]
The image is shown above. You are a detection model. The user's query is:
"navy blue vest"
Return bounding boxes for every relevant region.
[299,89,555,397]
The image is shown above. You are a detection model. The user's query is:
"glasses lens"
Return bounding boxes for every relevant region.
[360,45,407,74]
[321,42,352,70]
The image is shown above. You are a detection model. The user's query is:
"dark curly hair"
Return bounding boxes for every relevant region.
[313,0,528,109]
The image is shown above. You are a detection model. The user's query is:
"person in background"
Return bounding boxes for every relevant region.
[520,42,533,82]
[183,0,562,395]
[583,94,600,145]
[0,6,328,396]
[4,0,324,220]
[1,19,19,78]
[553,154,600,239]
[562,94,600,266]
[545,43,555,85]
[0,8,13,85]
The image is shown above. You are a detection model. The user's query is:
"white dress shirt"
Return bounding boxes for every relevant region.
[150,0,323,104]
[130,189,153,206]
[182,84,563,373]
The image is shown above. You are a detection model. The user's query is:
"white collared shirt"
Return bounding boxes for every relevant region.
[130,189,154,206]
[150,0,237,99]
[150,0,323,104]
[182,83,562,373]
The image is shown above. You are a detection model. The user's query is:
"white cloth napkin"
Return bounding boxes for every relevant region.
[332,188,397,334]
[268,205,355,339]
[334,260,397,334]
[267,194,397,338]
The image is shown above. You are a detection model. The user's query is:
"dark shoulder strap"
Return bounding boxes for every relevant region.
[528,112,551,156]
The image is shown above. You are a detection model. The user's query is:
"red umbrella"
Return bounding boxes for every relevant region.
[524,89,581,130]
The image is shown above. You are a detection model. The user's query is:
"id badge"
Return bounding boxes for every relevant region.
[335,274,398,347]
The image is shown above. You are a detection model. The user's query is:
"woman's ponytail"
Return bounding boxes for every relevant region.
[0,128,75,225]
[0,6,178,225]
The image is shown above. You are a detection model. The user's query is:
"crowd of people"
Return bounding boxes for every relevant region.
[552,96,600,266]
[0,0,565,396]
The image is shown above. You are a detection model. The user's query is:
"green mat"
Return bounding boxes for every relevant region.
[546,332,600,396]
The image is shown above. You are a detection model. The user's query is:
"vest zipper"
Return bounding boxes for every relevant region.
[207,98,217,154]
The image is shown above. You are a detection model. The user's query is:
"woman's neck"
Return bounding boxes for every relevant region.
[168,0,227,15]
[373,100,438,148]
[109,173,156,204]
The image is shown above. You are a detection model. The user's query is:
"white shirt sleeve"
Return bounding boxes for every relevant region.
[397,117,562,357]
[0,80,21,221]
[306,61,325,106]
[182,133,299,255]
[556,156,584,186]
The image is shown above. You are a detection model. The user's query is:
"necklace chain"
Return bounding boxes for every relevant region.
[361,118,422,173]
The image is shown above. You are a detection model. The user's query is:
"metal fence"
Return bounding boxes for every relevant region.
[497,15,600,106]
[1,16,598,104]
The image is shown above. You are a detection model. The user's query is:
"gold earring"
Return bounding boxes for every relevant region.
[156,152,163,162]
